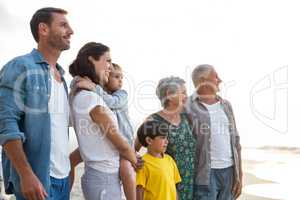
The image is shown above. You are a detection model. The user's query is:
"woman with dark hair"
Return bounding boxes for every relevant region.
[69,42,111,85]
[69,42,137,200]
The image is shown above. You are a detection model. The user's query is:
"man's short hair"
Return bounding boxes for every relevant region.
[191,64,213,87]
[30,7,67,42]
[137,119,170,147]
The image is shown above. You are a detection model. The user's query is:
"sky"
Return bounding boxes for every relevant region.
[0,0,299,148]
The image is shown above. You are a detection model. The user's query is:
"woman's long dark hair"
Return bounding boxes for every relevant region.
[69,42,110,84]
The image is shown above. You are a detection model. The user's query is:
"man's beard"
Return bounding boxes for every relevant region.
[48,34,70,51]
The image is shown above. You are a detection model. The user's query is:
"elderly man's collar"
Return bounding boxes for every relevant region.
[191,91,223,103]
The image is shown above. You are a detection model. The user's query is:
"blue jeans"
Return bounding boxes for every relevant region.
[194,167,234,200]
[15,176,70,200]
[49,176,70,200]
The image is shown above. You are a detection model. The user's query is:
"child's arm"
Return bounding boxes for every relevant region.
[69,148,83,190]
[95,85,128,110]
[136,185,144,200]
[71,76,127,110]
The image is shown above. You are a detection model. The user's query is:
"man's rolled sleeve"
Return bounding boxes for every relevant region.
[0,59,26,145]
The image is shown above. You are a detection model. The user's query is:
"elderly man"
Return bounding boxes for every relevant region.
[186,64,243,200]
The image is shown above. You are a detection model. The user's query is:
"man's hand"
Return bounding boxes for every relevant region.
[232,180,242,199]
[20,171,48,200]
[3,140,48,200]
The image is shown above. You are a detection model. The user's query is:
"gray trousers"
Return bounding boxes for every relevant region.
[81,166,122,200]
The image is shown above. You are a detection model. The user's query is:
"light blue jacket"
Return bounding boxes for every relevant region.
[95,86,134,145]
[0,49,68,197]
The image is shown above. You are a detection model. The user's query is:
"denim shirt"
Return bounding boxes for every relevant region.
[185,92,242,186]
[0,49,68,196]
[95,86,134,145]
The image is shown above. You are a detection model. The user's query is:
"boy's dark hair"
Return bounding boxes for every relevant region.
[137,119,170,147]
[69,42,110,84]
[30,7,67,42]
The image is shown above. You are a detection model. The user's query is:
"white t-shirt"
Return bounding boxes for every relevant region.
[49,75,70,178]
[71,90,120,173]
[203,101,233,169]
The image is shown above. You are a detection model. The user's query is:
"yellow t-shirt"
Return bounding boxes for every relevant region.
[136,153,182,200]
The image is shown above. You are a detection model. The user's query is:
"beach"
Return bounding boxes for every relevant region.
[70,146,299,200]
[6,146,299,200]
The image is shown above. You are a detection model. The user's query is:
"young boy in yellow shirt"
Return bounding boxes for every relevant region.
[136,120,181,200]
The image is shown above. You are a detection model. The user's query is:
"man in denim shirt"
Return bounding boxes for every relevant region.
[0,7,73,200]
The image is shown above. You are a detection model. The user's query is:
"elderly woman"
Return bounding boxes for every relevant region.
[185,64,243,200]
[135,76,196,200]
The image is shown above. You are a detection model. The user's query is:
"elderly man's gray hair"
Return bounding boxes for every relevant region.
[156,76,185,107]
[191,64,214,87]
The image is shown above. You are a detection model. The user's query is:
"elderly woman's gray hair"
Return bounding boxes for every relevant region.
[191,64,214,87]
[156,76,185,107]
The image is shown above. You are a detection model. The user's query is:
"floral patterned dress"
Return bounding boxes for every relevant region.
[151,113,196,200]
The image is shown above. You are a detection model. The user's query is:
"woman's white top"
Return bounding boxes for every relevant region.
[71,90,120,173]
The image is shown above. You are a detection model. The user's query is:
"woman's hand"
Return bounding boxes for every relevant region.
[133,153,144,171]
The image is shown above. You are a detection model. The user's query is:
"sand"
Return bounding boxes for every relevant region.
[6,146,299,200]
